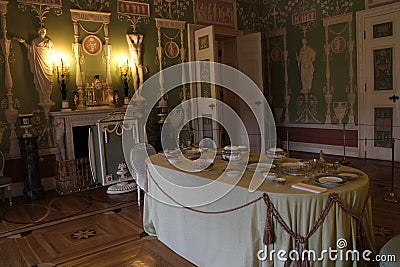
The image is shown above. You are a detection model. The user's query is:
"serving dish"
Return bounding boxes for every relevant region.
[280,161,306,176]
[267,147,286,160]
[272,177,286,184]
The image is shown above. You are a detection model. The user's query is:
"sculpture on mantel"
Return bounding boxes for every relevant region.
[15,27,55,115]
[126,33,146,100]
[296,38,316,94]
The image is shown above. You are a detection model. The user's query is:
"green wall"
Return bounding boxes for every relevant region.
[0,0,365,153]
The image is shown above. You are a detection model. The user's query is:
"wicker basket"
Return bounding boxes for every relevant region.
[55,157,98,195]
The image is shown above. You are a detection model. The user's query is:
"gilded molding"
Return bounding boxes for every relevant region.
[155,18,186,30]
[70,9,111,23]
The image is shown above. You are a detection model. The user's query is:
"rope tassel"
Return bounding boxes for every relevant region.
[263,193,274,245]
[294,239,310,267]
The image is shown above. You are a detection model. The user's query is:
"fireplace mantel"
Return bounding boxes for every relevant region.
[50,107,127,160]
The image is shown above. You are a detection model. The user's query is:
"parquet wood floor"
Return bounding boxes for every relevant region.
[0,188,195,266]
[0,152,399,266]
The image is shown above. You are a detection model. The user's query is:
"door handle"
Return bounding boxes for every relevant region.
[389,94,399,103]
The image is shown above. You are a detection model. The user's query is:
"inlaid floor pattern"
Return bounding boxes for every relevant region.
[0,189,195,266]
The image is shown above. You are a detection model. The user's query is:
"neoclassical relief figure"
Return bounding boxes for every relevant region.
[15,27,55,108]
[126,34,146,98]
[296,38,316,94]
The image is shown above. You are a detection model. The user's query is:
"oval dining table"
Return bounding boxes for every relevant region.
[143,154,375,267]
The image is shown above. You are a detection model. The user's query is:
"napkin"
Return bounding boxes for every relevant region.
[291,182,327,194]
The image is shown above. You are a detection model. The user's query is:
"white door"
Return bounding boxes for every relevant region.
[358,3,400,161]
[194,25,221,147]
[236,32,266,153]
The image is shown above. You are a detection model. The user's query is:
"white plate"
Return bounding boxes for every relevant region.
[316,175,346,184]
[247,163,274,172]
[268,147,284,153]
[167,156,182,164]
[223,145,240,151]
[272,177,286,184]
[225,170,242,177]
[263,171,277,179]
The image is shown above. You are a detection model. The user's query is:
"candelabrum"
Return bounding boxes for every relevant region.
[55,57,70,110]
[118,55,131,106]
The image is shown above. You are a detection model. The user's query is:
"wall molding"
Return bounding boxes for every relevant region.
[277,123,358,131]
[280,141,361,158]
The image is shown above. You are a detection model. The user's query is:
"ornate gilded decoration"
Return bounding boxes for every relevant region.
[117,0,150,32]
[264,0,288,31]
[154,18,187,125]
[318,0,353,17]
[154,0,191,20]
[70,9,112,109]
[82,34,102,55]
[295,93,319,123]
[17,0,62,27]
[69,0,110,11]
[322,13,355,124]
[194,0,237,29]
[287,0,317,37]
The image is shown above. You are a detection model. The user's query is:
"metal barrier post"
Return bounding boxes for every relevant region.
[383,137,399,203]
[341,122,350,165]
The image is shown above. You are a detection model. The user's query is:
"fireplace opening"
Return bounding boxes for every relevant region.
[73,126,91,159]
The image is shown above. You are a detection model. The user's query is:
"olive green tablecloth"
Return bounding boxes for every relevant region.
[143,155,375,267]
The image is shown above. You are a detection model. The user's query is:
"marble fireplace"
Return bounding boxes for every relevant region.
[50,107,126,160]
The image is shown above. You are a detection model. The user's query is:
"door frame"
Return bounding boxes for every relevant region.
[187,24,244,146]
[356,2,400,159]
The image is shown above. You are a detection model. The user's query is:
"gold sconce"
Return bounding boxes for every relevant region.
[117,54,131,106]
[54,54,70,110]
